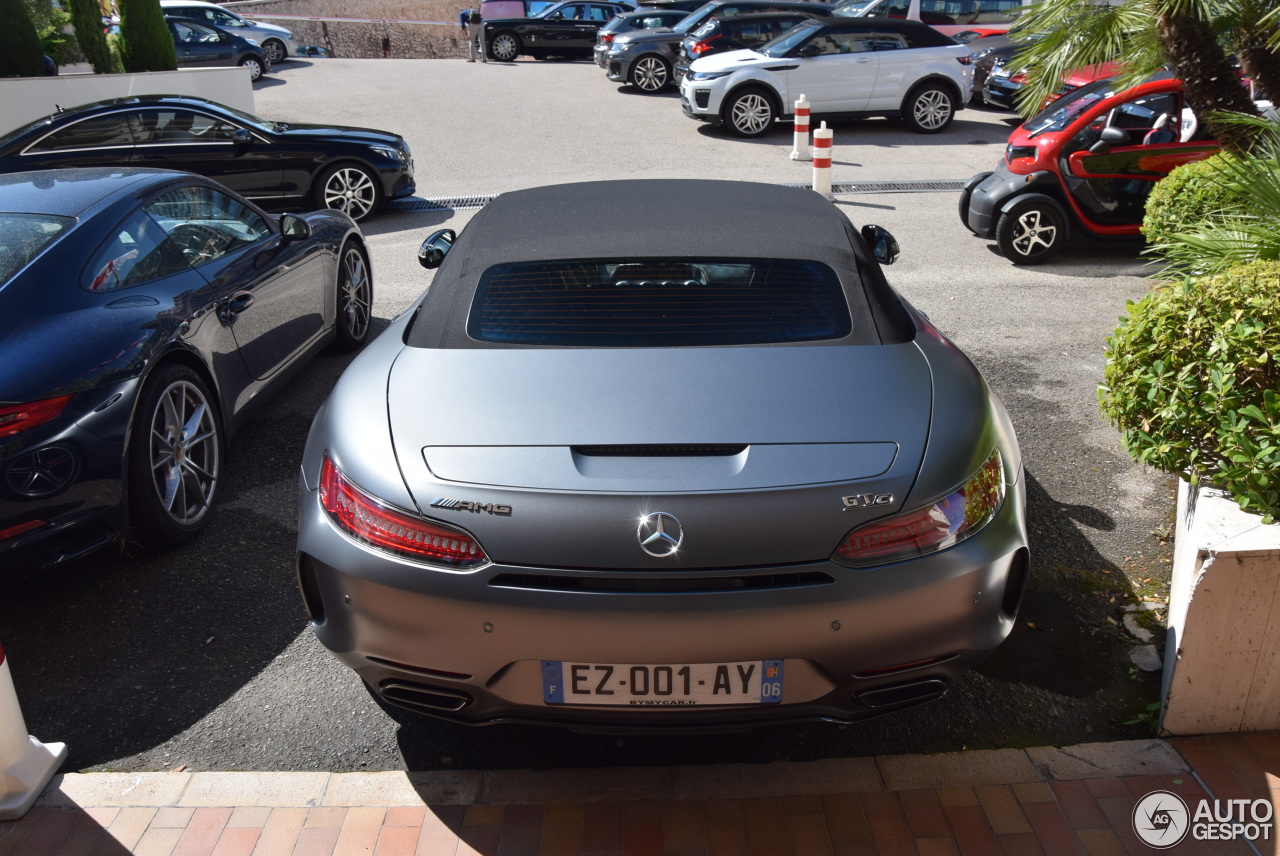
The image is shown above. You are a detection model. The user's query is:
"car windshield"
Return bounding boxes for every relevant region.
[1022,78,1118,137]
[0,213,76,287]
[468,257,852,347]
[759,19,821,57]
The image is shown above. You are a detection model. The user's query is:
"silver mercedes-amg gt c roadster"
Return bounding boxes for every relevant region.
[295,179,1029,731]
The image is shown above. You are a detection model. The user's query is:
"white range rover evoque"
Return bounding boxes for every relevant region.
[679,16,973,137]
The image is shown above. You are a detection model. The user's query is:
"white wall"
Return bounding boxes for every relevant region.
[0,68,255,136]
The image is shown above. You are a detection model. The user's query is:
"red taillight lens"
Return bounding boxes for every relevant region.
[602,32,614,43]
[0,394,73,438]
[319,455,488,568]
[690,34,720,55]
[957,54,972,66]
[1009,72,1028,84]
[834,448,1005,568]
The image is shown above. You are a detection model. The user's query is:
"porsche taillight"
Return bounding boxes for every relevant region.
[0,394,72,438]
[319,455,488,568]
[833,448,1005,567]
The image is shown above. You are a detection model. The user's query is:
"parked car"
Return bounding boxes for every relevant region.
[167,17,270,82]
[675,11,820,80]
[983,55,1119,111]
[681,16,971,136]
[295,178,1028,729]
[483,0,634,61]
[959,74,1219,263]
[832,0,1026,36]
[966,33,1021,104]
[0,168,373,575]
[0,95,414,223]
[594,7,690,68]
[161,0,298,64]
[952,27,1004,42]
[606,0,833,93]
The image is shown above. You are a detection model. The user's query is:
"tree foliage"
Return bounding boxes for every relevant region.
[119,0,177,72]
[69,0,116,73]
[0,0,47,78]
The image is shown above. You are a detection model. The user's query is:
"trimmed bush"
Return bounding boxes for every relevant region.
[119,0,176,72]
[1141,153,1248,247]
[1098,261,1280,522]
[0,0,47,78]
[69,0,115,73]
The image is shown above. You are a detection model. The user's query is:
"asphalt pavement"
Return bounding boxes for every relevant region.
[0,57,1176,775]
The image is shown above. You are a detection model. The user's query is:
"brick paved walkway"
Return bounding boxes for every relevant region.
[1,734,1277,855]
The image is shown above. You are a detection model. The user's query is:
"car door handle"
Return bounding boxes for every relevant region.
[857,57,873,63]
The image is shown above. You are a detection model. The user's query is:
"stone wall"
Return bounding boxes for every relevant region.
[238,0,470,59]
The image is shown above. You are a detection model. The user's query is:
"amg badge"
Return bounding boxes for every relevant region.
[842,493,894,510]
[431,498,512,515]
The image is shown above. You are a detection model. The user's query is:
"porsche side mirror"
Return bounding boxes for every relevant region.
[861,224,899,265]
[418,229,456,269]
[280,213,310,240]
[1089,125,1128,154]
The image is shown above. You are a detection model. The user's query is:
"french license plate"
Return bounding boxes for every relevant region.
[542,660,783,707]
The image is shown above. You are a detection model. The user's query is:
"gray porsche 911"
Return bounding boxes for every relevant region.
[295,179,1028,731]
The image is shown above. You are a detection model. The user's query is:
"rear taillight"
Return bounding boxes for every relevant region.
[690,34,720,55]
[319,455,488,568]
[601,32,614,44]
[833,448,1004,568]
[1009,72,1028,84]
[957,54,971,65]
[0,394,73,438]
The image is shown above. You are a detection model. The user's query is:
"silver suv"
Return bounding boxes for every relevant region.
[160,0,298,64]
[605,0,832,92]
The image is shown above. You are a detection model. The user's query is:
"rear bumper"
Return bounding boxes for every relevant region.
[296,468,1029,730]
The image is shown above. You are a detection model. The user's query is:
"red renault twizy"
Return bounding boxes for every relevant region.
[960,71,1221,264]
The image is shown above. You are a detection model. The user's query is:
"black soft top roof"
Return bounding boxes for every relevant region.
[406,179,914,348]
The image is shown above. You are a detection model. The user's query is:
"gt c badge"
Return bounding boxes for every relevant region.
[843,493,894,510]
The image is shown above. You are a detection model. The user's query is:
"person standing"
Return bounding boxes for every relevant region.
[381,33,391,57]
[462,7,486,62]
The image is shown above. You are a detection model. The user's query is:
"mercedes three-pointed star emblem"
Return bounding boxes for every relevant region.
[637,511,683,558]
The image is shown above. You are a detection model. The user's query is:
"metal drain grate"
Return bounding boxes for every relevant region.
[385,194,496,212]
[784,179,967,193]
[385,179,965,214]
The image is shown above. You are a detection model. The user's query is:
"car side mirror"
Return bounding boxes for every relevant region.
[797,42,821,57]
[418,229,456,269]
[280,213,310,240]
[231,127,251,145]
[861,224,899,265]
[1089,125,1128,154]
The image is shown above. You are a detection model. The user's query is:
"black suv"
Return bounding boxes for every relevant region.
[604,0,833,92]
[675,11,818,79]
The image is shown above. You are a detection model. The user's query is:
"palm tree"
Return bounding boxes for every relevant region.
[1010,0,1269,153]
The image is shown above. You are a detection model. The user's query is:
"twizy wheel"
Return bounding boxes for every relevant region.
[996,198,1066,264]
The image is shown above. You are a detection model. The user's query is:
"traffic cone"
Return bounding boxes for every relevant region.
[0,639,66,820]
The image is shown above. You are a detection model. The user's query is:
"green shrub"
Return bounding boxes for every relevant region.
[106,32,126,73]
[0,0,47,77]
[1141,153,1247,247]
[119,0,176,72]
[1098,261,1280,522]
[69,0,115,73]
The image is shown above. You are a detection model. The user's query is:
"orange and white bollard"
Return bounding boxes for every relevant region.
[0,639,66,821]
[812,121,834,200]
[789,94,810,161]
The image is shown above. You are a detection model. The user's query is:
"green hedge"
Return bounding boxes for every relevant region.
[0,0,46,77]
[1099,261,1280,522]
[119,0,176,72]
[1141,153,1247,247]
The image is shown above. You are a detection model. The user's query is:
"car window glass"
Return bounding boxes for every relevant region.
[587,5,610,20]
[85,209,190,291]
[975,0,1019,23]
[28,115,135,152]
[639,15,667,26]
[173,20,219,42]
[0,214,75,287]
[865,29,907,49]
[877,0,910,17]
[143,185,271,268]
[1109,93,1178,132]
[807,28,878,54]
[918,0,971,25]
[736,21,765,39]
[132,109,240,144]
[210,9,245,25]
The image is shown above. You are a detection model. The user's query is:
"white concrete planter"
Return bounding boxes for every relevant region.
[0,68,255,136]
[1160,479,1280,734]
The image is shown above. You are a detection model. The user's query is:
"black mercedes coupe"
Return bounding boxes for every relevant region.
[0,96,414,222]
[0,168,373,575]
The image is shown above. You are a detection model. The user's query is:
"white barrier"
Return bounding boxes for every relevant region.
[0,640,66,821]
[812,121,833,200]
[789,93,810,161]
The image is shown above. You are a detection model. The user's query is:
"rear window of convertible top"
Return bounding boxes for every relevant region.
[468,258,852,347]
